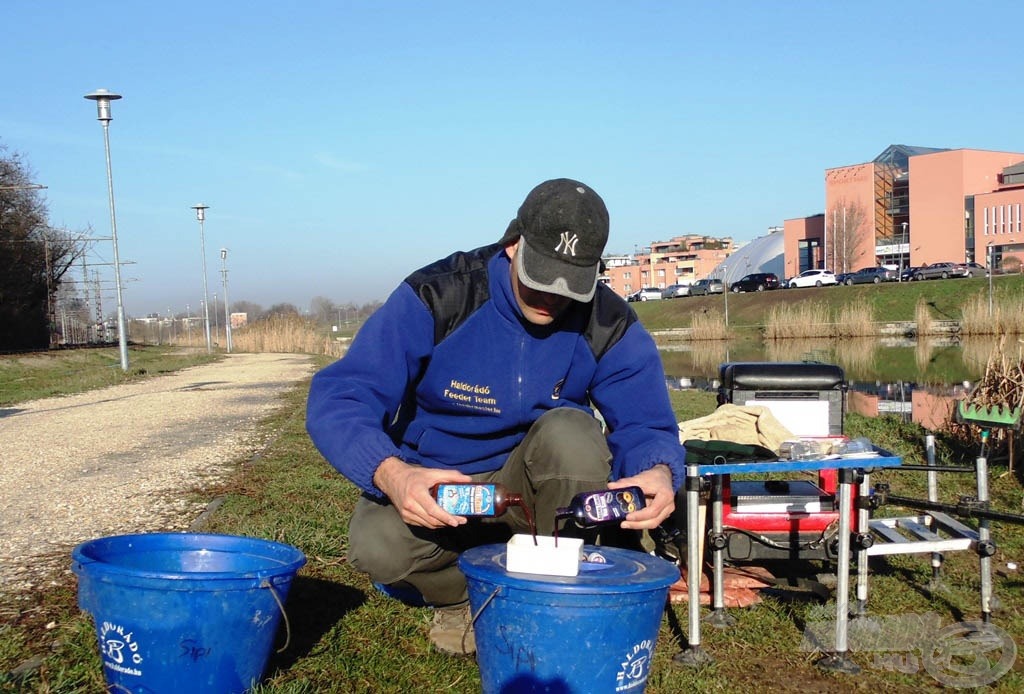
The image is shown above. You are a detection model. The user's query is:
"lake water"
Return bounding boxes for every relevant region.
[658,336,1011,431]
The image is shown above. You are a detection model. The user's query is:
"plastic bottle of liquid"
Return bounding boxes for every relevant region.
[555,486,646,527]
[431,483,523,517]
[834,436,874,456]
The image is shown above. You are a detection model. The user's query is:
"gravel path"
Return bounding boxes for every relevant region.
[0,352,315,595]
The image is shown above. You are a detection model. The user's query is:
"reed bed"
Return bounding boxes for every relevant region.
[688,309,729,341]
[834,303,875,337]
[763,302,831,340]
[231,315,348,357]
[762,302,875,339]
[914,296,933,337]
[960,292,1024,336]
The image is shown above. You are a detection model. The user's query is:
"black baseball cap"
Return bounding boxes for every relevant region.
[499,178,610,302]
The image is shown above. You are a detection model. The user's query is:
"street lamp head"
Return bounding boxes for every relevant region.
[191,203,209,222]
[84,89,122,122]
[220,248,228,260]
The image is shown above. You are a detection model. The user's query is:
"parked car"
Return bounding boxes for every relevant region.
[627,287,663,302]
[841,266,897,285]
[786,269,837,288]
[912,262,961,280]
[661,284,691,298]
[900,266,923,282]
[957,262,988,278]
[689,278,724,296]
[729,272,781,293]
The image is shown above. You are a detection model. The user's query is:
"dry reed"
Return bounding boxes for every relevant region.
[960,293,1024,336]
[231,315,348,357]
[834,303,875,338]
[688,309,729,341]
[914,296,934,337]
[763,302,831,340]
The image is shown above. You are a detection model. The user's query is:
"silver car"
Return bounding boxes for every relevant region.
[661,284,692,298]
[912,262,961,280]
[689,278,724,295]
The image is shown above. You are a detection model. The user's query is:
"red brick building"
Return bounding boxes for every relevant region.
[784,145,1024,279]
[601,234,736,297]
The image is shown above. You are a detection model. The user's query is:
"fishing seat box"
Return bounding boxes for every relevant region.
[714,362,848,561]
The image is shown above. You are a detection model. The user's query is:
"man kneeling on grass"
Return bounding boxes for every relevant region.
[306,178,686,655]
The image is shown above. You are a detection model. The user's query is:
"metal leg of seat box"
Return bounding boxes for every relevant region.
[816,468,861,674]
[925,434,945,591]
[854,471,870,617]
[675,462,713,666]
[705,475,735,628]
[976,444,994,623]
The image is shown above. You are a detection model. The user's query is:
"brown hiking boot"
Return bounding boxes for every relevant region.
[429,603,476,656]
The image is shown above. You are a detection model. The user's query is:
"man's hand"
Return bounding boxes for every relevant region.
[608,464,675,530]
[372,456,473,529]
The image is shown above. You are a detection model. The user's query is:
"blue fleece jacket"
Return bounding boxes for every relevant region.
[306,247,685,498]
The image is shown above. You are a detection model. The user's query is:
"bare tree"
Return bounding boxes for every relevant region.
[1,146,86,349]
[825,198,871,274]
[309,295,336,325]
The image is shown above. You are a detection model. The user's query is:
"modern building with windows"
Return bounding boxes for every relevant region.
[600,234,736,297]
[784,144,1024,279]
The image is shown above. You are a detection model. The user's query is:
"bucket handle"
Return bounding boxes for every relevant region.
[466,586,503,652]
[261,579,293,653]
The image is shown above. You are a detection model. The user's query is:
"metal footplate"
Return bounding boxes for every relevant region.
[866,511,979,557]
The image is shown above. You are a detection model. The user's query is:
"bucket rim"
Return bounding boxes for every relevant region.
[72,532,307,582]
[459,543,679,594]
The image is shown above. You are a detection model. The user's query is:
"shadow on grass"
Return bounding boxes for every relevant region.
[266,575,367,672]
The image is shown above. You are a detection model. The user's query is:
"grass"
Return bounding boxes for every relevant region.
[3,355,1023,692]
[0,345,221,406]
[640,274,1024,335]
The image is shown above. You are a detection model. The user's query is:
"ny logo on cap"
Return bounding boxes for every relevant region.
[555,232,579,257]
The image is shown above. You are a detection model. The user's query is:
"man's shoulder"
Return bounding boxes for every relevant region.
[404,243,502,344]
[581,283,638,360]
[405,244,502,286]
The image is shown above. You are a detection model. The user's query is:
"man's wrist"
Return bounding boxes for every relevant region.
[372,456,406,495]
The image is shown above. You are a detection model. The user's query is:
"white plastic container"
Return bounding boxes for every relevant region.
[505,534,583,577]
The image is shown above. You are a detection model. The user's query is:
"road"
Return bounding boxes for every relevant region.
[0,352,315,594]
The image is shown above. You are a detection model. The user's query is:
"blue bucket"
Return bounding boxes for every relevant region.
[72,532,306,694]
[459,544,679,693]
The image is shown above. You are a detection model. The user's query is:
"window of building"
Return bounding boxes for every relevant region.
[1017,204,1021,233]
[984,207,989,235]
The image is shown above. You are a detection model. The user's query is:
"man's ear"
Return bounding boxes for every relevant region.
[504,239,520,260]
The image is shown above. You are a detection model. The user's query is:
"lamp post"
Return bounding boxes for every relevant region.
[191,204,213,353]
[722,264,729,326]
[212,292,220,339]
[84,89,129,372]
[987,242,994,317]
[220,248,232,352]
[900,222,908,282]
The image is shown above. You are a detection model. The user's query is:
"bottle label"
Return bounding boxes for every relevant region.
[435,484,496,516]
[581,488,643,524]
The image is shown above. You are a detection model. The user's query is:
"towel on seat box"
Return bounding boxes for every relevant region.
[677,403,794,452]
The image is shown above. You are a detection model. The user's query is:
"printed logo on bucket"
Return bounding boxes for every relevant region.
[99,621,144,677]
[616,639,654,690]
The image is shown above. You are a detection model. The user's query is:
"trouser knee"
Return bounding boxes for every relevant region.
[347,496,469,606]
[518,407,611,481]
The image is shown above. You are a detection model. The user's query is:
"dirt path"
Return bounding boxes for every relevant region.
[0,352,315,594]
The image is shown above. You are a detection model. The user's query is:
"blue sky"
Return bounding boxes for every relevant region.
[3,1,1023,316]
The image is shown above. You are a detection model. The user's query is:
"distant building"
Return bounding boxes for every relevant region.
[784,144,1024,279]
[601,234,737,297]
